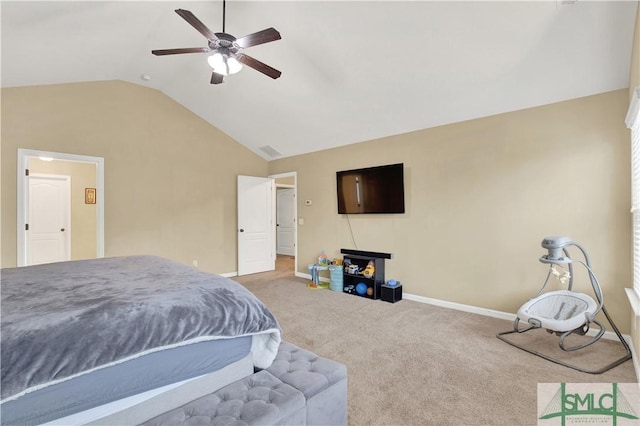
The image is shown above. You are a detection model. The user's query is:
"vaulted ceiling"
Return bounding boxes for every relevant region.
[2,1,637,159]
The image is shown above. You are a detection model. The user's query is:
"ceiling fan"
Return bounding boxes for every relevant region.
[152,1,281,84]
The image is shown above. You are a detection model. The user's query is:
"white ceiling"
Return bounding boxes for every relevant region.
[1,1,638,160]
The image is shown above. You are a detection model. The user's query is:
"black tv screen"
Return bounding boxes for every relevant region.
[336,163,405,214]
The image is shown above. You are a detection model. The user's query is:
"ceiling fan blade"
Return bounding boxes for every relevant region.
[175,9,218,41]
[236,54,281,80]
[211,72,224,85]
[152,47,210,56]
[235,28,281,49]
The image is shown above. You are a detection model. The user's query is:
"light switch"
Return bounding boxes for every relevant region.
[298,217,304,226]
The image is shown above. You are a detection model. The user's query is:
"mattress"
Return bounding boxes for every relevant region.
[1,256,282,425]
[1,337,252,425]
[50,354,254,426]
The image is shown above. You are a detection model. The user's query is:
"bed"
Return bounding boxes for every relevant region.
[0,255,281,425]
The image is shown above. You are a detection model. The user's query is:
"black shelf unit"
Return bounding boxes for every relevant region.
[340,249,392,300]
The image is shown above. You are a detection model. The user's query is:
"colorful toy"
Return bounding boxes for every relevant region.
[346,264,360,274]
[318,250,329,266]
[355,282,368,295]
[362,260,375,279]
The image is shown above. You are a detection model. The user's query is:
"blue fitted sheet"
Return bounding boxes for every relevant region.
[1,336,252,425]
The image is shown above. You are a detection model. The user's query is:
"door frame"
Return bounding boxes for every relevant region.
[17,149,105,266]
[269,171,297,274]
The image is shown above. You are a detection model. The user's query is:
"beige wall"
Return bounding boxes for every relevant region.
[270,90,633,334]
[629,2,640,367]
[630,3,640,97]
[1,80,268,273]
[275,176,295,186]
[29,158,97,260]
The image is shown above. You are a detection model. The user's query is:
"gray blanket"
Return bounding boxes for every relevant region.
[0,256,281,402]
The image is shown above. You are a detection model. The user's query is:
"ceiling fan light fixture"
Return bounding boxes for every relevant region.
[207,52,242,76]
[207,52,224,69]
[226,56,243,75]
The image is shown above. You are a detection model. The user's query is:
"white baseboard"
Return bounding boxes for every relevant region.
[227,271,323,281]
[632,344,640,382]
[624,288,640,379]
[403,293,516,322]
[296,272,330,283]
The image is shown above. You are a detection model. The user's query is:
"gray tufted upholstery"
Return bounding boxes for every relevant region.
[142,342,347,426]
[266,342,347,399]
[143,370,305,426]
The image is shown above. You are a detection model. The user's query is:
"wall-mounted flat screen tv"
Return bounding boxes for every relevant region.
[336,163,405,214]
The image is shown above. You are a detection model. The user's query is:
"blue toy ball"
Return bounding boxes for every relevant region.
[356,282,368,295]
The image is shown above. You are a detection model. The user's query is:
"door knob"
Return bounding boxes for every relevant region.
[239,229,244,232]
[60,228,65,232]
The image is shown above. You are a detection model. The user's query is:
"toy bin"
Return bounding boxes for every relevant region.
[328,265,343,292]
[381,282,402,303]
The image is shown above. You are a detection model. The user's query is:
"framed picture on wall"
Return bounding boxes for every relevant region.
[85,188,96,204]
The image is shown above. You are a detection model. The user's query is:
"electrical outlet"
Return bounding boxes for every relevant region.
[192,260,198,268]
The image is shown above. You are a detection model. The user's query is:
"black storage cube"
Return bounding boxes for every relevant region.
[381,284,402,303]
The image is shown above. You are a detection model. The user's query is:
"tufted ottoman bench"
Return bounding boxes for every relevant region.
[142,342,347,426]
[266,342,348,425]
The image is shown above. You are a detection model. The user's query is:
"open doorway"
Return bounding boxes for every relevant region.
[271,171,297,275]
[17,149,105,266]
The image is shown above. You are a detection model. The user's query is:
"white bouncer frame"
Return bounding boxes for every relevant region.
[497,237,632,374]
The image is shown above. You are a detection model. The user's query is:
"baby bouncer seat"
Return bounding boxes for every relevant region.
[497,236,632,374]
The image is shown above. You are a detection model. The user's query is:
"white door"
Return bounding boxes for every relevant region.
[27,174,71,265]
[276,188,295,256]
[237,176,275,275]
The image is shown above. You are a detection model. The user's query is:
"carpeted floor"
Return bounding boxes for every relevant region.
[234,255,638,425]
